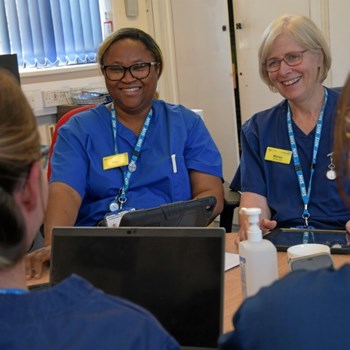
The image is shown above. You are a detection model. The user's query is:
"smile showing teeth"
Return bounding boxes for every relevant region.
[282,77,301,86]
[122,87,140,92]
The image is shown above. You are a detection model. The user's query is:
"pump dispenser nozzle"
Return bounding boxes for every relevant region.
[240,207,262,242]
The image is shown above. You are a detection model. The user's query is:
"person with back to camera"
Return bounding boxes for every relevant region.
[25,27,224,278]
[0,69,180,350]
[218,72,350,350]
[236,14,350,240]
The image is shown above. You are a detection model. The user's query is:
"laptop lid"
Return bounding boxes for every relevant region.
[50,227,225,349]
[119,196,217,227]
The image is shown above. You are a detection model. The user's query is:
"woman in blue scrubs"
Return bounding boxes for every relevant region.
[218,72,350,350]
[27,28,224,278]
[237,14,350,239]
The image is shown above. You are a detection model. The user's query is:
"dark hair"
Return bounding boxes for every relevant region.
[0,69,41,268]
[334,74,350,208]
[97,27,163,78]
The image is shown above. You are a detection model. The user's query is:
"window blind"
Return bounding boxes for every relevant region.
[0,0,103,69]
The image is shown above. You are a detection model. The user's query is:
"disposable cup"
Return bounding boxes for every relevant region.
[287,243,331,261]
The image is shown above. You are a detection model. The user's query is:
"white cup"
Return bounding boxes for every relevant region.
[287,243,331,261]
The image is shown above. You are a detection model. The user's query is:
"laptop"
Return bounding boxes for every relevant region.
[0,54,20,83]
[50,227,225,350]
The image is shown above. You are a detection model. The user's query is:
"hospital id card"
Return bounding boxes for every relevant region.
[104,208,135,227]
[264,147,292,164]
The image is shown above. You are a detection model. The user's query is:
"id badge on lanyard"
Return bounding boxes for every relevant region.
[103,107,152,225]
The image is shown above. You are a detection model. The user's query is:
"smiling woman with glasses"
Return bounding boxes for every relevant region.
[26,27,224,280]
[230,14,350,244]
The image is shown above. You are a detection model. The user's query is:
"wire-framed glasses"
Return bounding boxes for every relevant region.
[103,61,159,81]
[263,49,308,72]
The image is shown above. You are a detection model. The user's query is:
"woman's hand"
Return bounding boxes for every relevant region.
[261,218,277,235]
[25,245,51,279]
[346,220,350,234]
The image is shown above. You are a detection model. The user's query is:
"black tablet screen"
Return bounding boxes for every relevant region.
[265,228,350,254]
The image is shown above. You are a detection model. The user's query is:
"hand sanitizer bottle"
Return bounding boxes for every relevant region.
[239,207,278,298]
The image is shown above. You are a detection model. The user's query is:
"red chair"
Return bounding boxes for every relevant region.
[47,104,96,180]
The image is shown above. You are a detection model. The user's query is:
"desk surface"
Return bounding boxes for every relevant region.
[28,233,350,333]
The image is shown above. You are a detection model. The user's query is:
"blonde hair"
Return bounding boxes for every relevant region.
[0,69,41,268]
[258,14,331,91]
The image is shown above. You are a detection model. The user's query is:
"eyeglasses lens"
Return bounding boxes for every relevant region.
[105,63,152,81]
[265,51,306,72]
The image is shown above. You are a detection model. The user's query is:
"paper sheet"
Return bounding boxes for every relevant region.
[225,252,240,271]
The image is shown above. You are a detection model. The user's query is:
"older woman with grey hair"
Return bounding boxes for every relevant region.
[236,14,349,240]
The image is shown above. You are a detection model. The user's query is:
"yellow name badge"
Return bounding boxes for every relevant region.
[264,147,292,164]
[103,152,129,170]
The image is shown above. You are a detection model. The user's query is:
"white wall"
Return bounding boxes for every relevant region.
[328,0,350,87]
[233,0,310,124]
[159,0,240,181]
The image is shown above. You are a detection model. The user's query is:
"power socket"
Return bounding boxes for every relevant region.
[43,90,69,107]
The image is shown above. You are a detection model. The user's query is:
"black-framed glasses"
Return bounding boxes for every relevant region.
[103,61,159,81]
[263,49,308,72]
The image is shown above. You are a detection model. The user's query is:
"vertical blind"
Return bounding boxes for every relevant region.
[0,0,103,69]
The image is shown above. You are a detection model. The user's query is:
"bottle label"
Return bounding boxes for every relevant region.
[239,256,247,298]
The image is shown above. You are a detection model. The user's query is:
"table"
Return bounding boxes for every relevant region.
[27,233,350,333]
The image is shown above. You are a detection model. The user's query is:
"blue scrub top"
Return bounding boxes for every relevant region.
[239,87,350,229]
[50,100,223,226]
[0,275,180,350]
[219,265,350,350]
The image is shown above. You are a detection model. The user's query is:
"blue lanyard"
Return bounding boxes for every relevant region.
[0,288,28,295]
[110,107,152,209]
[287,89,328,227]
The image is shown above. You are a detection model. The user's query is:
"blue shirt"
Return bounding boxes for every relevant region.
[219,265,350,350]
[239,87,350,229]
[0,275,180,350]
[51,100,223,226]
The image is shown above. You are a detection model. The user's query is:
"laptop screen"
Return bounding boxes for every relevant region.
[0,54,20,84]
[50,227,225,349]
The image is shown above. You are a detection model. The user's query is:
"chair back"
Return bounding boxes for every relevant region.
[47,104,96,180]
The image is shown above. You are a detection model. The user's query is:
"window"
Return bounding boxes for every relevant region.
[0,0,104,69]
